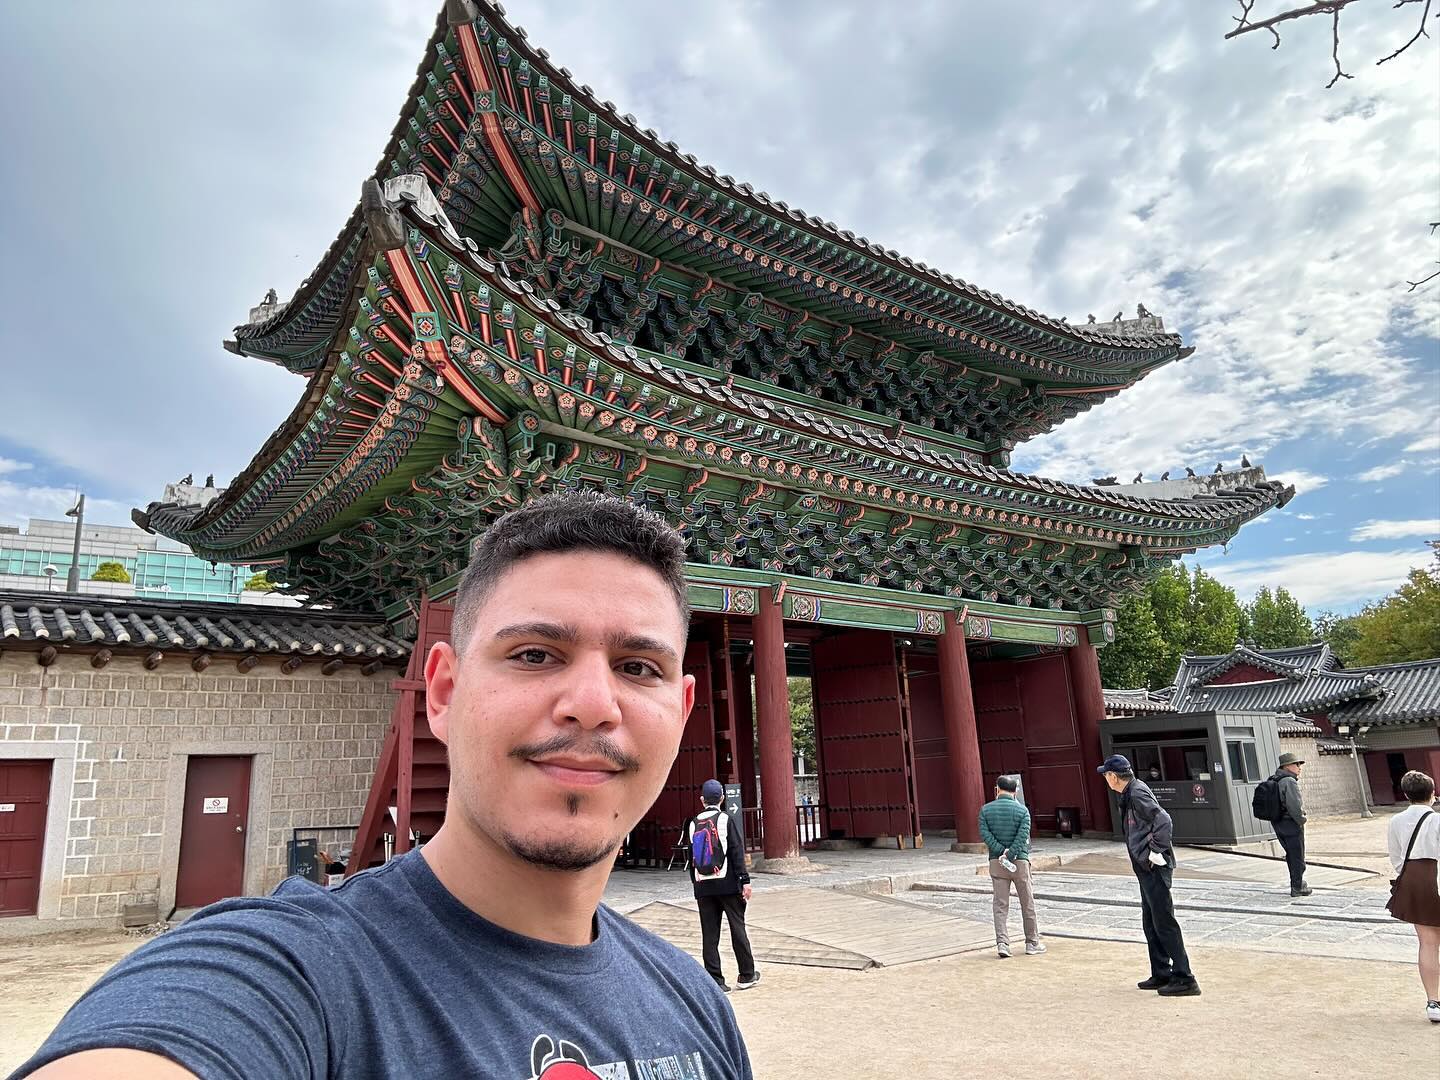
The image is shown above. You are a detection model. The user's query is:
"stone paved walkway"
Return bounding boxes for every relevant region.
[904,870,1416,962]
[605,834,1417,965]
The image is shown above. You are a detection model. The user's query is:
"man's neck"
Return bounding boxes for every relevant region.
[420,821,612,947]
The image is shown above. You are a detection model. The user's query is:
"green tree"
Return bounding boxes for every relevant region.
[1244,586,1314,649]
[90,561,131,583]
[1186,567,1244,655]
[1315,610,1362,665]
[787,677,815,765]
[1098,593,1169,689]
[1346,548,1440,665]
[243,571,274,592]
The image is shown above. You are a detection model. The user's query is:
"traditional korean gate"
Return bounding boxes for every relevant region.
[901,650,954,833]
[636,639,715,859]
[811,630,920,844]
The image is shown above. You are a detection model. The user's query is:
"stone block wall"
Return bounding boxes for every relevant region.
[0,653,398,927]
[1281,734,1366,817]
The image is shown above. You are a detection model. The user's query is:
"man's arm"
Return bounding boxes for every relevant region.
[26,1048,198,1079]
[978,804,1002,855]
[728,812,749,885]
[11,900,342,1080]
[1130,785,1173,854]
[1014,804,1032,854]
[1282,776,1307,825]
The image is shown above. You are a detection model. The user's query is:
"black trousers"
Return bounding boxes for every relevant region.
[1273,818,1307,889]
[1136,865,1192,980]
[697,893,755,985]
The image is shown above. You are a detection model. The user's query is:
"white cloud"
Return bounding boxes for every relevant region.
[1294,512,1319,520]
[0,480,138,531]
[1351,518,1440,541]
[0,457,34,477]
[1406,433,1440,453]
[1355,461,1408,482]
[1199,547,1428,608]
[1268,470,1330,495]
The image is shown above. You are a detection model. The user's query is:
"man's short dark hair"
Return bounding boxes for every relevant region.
[1113,769,1135,781]
[450,491,690,653]
[996,775,1018,792]
[1400,770,1436,804]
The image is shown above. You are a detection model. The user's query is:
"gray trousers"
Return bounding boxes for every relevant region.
[990,858,1040,947]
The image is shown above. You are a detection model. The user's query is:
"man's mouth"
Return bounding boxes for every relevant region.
[527,755,625,787]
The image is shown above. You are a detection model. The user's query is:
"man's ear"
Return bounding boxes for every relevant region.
[680,671,696,720]
[425,641,459,746]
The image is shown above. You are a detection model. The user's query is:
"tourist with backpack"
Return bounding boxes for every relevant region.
[1252,752,1311,896]
[685,779,758,993]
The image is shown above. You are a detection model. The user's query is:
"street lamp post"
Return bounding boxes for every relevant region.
[64,493,85,594]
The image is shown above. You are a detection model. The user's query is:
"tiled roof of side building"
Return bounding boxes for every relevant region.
[1175,667,1383,715]
[1329,657,1440,727]
[1102,688,1176,715]
[0,590,410,662]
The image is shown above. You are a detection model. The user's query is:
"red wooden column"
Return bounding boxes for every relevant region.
[937,611,985,849]
[753,586,802,862]
[1066,625,1115,832]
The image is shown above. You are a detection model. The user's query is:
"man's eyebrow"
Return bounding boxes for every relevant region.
[606,632,680,664]
[493,621,580,644]
[491,622,680,664]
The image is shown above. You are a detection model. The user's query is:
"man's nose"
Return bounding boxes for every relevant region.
[551,651,623,729]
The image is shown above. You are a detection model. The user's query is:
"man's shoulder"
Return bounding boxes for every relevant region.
[599,906,730,999]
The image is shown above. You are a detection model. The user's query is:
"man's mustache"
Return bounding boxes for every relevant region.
[509,732,641,772]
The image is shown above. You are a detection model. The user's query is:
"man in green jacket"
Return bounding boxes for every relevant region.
[978,775,1045,958]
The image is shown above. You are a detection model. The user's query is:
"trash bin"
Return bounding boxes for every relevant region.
[1055,806,1080,838]
[286,837,320,881]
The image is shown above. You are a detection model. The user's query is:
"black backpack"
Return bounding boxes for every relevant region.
[1251,773,1286,822]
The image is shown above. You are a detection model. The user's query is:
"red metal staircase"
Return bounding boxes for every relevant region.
[346,598,453,874]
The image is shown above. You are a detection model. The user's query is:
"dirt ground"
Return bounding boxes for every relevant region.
[3,928,1434,1077]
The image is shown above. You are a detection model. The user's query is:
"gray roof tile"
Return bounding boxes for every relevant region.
[0,590,408,663]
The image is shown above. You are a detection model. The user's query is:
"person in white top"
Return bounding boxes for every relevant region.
[1385,770,1440,1024]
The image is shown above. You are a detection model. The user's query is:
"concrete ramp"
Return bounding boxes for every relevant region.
[627,887,994,969]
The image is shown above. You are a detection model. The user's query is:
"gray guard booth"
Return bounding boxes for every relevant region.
[1102,710,1283,845]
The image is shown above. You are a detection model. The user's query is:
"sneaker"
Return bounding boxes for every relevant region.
[735,973,761,991]
[1025,942,1047,955]
[1137,975,1169,990]
[1290,885,1313,897]
[716,981,733,994]
[997,943,1011,958]
[1157,977,1201,997]
[1427,1000,1440,1023]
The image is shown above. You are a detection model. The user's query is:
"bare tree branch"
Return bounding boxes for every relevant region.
[1406,265,1440,291]
[1327,8,1357,84]
[1225,0,1363,41]
[1377,0,1434,65]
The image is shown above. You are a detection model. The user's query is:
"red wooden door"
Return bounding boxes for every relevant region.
[175,756,252,908]
[0,760,52,916]
[902,650,953,832]
[812,630,918,842]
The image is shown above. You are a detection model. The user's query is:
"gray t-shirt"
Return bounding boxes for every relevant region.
[14,851,751,1079]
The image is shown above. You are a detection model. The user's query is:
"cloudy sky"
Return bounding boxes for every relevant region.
[1,1,1436,612]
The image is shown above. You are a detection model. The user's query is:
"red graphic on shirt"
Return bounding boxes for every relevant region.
[528,1035,601,1080]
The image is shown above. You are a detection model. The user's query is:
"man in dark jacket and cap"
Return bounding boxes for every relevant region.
[685,779,757,992]
[1099,754,1201,997]
[1273,751,1311,897]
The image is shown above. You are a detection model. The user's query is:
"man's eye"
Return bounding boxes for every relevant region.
[619,659,660,678]
[513,648,551,665]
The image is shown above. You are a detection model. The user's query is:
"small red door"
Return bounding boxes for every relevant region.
[0,760,52,916]
[175,756,252,908]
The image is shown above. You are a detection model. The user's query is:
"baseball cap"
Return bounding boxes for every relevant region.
[701,779,724,803]
[1096,754,1132,774]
